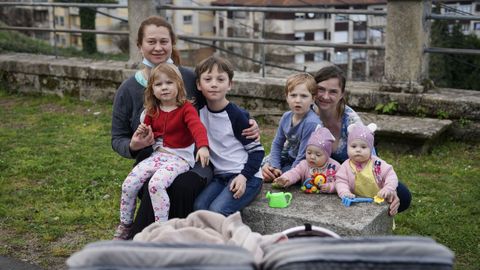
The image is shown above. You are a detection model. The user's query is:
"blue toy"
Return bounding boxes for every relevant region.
[341,197,374,207]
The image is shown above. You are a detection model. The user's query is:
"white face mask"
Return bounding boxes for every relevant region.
[142,57,174,68]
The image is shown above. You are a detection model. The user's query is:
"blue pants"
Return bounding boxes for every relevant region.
[397,181,411,213]
[194,173,263,216]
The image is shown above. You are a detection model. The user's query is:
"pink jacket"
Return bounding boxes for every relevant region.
[335,156,398,198]
[281,158,341,193]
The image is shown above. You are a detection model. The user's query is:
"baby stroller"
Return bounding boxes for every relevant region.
[67,212,454,270]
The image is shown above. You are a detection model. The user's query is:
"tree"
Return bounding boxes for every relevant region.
[429,4,480,90]
[79,3,97,54]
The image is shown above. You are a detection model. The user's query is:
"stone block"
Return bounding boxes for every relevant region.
[242,183,392,237]
[358,112,453,154]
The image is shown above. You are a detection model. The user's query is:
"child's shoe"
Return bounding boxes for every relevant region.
[113,223,132,240]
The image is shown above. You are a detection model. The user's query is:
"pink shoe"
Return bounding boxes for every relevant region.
[113,223,132,240]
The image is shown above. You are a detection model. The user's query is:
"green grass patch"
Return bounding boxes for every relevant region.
[0,89,479,269]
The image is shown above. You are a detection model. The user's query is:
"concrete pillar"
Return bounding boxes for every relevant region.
[382,0,431,93]
[127,0,157,68]
[347,8,354,80]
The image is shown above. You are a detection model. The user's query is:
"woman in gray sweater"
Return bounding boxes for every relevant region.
[111,16,258,238]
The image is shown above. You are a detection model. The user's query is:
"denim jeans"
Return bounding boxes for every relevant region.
[194,173,263,216]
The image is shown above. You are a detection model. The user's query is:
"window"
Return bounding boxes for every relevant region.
[183,15,192,25]
[458,4,472,14]
[334,51,348,64]
[474,22,480,30]
[373,7,384,17]
[350,14,367,22]
[314,52,324,62]
[444,5,456,15]
[314,31,325,41]
[334,31,348,43]
[353,30,366,42]
[295,13,305,20]
[461,23,470,32]
[295,53,305,64]
[351,50,366,60]
[295,32,305,41]
[234,11,247,19]
[335,14,348,22]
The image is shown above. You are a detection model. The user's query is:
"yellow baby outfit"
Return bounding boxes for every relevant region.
[350,159,379,197]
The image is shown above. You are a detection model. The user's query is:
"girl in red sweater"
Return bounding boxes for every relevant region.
[114,63,209,240]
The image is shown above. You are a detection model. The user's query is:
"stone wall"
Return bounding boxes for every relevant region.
[1,52,479,124]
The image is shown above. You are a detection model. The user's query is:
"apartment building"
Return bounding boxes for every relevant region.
[166,0,217,66]
[0,0,128,53]
[438,0,480,34]
[208,0,387,78]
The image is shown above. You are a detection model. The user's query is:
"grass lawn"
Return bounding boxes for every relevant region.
[0,90,479,269]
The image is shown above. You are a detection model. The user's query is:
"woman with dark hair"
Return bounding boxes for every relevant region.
[111,16,259,239]
[312,64,411,216]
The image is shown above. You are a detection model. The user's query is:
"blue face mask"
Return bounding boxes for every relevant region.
[142,58,156,68]
[142,57,174,68]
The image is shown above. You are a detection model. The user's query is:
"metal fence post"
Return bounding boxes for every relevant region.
[382,0,432,93]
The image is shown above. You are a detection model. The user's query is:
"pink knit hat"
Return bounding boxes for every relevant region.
[307,126,335,157]
[347,123,377,150]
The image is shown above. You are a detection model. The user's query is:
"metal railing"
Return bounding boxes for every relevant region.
[0,1,129,57]
[1,1,480,75]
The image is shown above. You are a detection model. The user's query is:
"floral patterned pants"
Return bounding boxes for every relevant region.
[120,151,189,224]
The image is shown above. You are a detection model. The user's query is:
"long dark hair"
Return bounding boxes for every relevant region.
[313,65,347,118]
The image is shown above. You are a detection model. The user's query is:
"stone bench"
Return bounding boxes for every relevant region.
[358,112,453,154]
[242,183,392,236]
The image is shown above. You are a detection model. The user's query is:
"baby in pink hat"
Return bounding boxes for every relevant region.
[335,123,398,201]
[273,127,341,193]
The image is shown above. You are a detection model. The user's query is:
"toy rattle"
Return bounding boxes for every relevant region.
[301,173,326,194]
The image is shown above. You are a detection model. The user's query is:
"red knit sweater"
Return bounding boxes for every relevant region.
[144,102,208,149]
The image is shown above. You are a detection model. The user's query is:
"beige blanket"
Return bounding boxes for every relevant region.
[134,210,287,263]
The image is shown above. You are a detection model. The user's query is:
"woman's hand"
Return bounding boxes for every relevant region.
[195,146,210,168]
[129,125,154,151]
[386,192,400,216]
[261,164,282,182]
[230,174,247,199]
[242,119,260,141]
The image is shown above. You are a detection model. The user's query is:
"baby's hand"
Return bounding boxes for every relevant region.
[136,123,149,137]
[319,182,332,193]
[343,192,356,199]
[377,188,393,200]
[273,176,289,188]
[195,146,209,168]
